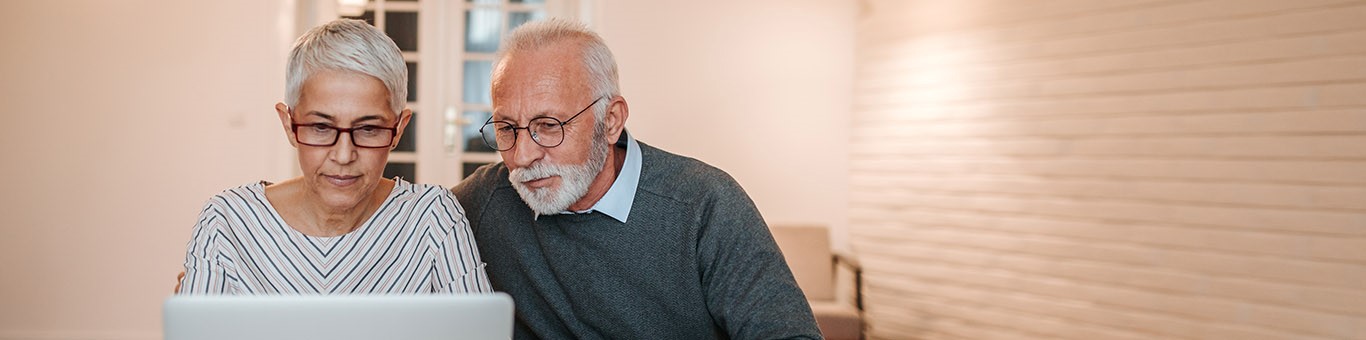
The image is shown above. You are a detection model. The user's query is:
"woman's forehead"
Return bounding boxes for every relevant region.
[295,72,397,121]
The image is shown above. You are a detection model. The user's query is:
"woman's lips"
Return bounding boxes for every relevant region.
[325,174,360,187]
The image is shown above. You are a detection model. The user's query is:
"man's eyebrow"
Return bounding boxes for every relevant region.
[492,110,558,122]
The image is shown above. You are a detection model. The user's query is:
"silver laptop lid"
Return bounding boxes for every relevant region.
[164,293,513,340]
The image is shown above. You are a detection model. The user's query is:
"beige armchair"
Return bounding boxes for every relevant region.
[772,225,863,340]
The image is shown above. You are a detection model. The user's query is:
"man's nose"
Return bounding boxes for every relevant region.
[506,129,544,168]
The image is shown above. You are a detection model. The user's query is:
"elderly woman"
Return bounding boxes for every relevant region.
[177,19,490,294]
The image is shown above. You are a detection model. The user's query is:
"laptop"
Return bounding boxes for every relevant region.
[164,293,514,340]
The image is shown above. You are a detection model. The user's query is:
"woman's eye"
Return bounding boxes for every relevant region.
[309,124,334,133]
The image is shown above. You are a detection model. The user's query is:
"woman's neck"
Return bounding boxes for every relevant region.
[265,178,394,237]
[303,195,378,237]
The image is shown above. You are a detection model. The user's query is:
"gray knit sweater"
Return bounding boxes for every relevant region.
[453,138,821,340]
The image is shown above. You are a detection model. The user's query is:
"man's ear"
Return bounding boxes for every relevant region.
[602,95,629,143]
[275,102,298,147]
[391,108,414,150]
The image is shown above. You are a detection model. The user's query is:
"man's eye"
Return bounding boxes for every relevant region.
[534,121,561,129]
[496,124,516,132]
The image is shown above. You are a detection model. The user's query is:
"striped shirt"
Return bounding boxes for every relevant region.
[178,179,492,295]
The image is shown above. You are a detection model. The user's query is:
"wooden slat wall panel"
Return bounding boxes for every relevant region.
[852,1,1366,339]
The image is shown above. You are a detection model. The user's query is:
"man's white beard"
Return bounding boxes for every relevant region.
[508,134,610,215]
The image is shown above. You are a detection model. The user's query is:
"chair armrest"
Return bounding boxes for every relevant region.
[832,250,863,311]
[833,250,861,271]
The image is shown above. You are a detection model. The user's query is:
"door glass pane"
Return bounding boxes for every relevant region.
[465,9,501,53]
[508,11,545,31]
[343,10,376,25]
[406,62,418,102]
[386,11,419,52]
[462,111,495,152]
[394,112,416,152]
[462,61,493,104]
[384,162,416,182]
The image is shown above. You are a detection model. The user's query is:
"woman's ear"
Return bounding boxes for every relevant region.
[391,108,413,150]
[275,102,298,147]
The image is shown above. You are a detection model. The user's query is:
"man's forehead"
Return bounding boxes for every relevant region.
[493,45,589,88]
[492,79,590,119]
[491,94,579,120]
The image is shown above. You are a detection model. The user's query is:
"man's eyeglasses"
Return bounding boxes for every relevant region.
[480,97,604,151]
[289,111,399,148]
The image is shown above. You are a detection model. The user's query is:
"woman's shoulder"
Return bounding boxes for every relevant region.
[201,181,270,210]
[391,178,458,202]
[386,178,466,223]
[191,181,272,239]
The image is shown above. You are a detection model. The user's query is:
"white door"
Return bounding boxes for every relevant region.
[335,0,587,187]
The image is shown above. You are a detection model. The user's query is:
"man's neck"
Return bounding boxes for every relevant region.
[566,143,627,212]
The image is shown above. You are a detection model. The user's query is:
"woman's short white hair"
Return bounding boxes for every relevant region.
[495,18,619,122]
[285,19,407,114]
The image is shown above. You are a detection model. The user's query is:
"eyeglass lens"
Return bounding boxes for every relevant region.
[296,124,396,148]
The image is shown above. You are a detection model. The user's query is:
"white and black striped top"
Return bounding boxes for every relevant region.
[178,179,492,295]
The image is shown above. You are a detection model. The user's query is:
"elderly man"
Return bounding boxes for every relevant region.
[452,18,822,339]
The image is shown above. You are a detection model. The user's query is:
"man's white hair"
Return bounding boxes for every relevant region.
[284,19,407,114]
[494,18,620,123]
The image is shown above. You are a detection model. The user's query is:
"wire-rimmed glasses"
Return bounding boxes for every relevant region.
[479,97,604,151]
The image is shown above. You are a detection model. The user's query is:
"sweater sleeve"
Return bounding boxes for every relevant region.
[178,199,241,295]
[696,176,823,340]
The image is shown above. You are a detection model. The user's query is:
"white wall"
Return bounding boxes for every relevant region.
[597,0,856,248]
[0,0,854,338]
[0,1,296,338]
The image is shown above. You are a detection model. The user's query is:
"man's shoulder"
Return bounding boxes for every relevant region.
[450,162,509,210]
[637,141,747,200]
[452,162,509,192]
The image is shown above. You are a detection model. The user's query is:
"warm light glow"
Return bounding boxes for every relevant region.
[337,0,366,17]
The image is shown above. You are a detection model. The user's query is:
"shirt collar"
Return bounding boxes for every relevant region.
[589,130,641,222]
[550,130,641,223]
